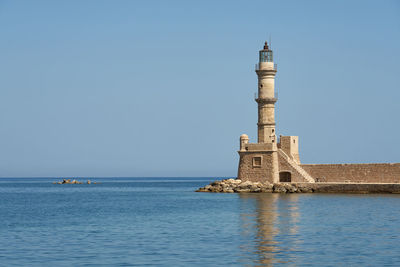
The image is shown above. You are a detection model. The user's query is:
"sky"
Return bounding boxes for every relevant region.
[0,0,399,177]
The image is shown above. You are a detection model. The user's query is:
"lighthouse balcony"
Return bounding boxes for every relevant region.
[254,92,278,103]
[255,63,277,71]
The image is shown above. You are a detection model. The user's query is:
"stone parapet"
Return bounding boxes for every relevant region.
[242,143,277,152]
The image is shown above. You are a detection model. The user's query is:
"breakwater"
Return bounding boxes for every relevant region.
[196,179,400,193]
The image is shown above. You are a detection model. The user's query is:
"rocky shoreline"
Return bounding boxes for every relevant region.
[196,179,313,193]
[196,179,400,194]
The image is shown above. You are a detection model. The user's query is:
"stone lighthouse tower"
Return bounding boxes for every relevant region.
[256,41,277,144]
[237,41,279,184]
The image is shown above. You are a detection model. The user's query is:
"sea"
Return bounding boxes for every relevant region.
[1,177,400,266]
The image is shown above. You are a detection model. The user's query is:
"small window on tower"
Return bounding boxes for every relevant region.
[293,139,296,143]
[253,157,262,167]
[272,129,274,133]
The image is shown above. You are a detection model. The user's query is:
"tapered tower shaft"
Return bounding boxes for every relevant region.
[256,42,277,144]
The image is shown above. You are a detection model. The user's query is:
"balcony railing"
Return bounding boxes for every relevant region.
[255,63,278,71]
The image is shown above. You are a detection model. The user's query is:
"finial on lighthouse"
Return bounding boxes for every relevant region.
[264,41,269,50]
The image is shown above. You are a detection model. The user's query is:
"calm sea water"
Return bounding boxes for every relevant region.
[1,177,400,266]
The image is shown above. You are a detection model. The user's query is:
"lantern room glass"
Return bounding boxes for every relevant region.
[259,50,273,62]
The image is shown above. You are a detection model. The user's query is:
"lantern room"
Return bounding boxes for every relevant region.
[259,41,273,62]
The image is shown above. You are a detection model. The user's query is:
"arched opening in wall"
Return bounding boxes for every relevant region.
[279,172,291,183]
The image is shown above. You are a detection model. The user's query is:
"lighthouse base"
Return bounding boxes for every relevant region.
[237,143,279,184]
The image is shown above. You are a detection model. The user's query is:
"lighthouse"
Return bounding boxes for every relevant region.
[237,41,279,184]
[256,42,277,144]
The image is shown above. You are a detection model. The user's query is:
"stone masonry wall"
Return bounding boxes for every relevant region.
[278,152,310,183]
[301,163,400,183]
[279,136,292,157]
[238,151,277,183]
[278,136,300,164]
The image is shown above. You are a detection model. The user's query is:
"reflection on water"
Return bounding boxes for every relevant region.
[239,194,301,266]
[2,179,400,266]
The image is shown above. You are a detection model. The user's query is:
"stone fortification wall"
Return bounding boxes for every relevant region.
[237,151,278,184]
[278,152,309,183]
[301,163,400,183]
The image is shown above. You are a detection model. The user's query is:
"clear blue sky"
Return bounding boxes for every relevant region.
[0,0,399,177]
